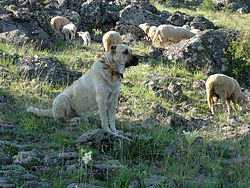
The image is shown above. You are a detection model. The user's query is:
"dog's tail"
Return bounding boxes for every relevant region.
[27,106,53,117]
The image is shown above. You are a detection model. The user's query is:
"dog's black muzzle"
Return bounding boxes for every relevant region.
[125,55,139,68]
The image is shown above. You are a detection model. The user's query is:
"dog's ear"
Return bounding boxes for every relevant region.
[110,45,116,55]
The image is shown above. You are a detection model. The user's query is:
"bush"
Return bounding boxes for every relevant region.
[202,0,216,11]
[226,31,250,85]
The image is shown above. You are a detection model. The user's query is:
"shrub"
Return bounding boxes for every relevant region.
[202,0,216,11]
[226,31,250,85]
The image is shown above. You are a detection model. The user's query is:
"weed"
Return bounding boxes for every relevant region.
[201,0,216,11]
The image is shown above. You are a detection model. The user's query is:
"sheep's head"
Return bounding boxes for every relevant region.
[239,94,248,112]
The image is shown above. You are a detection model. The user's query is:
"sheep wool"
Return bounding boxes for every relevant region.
[102,31,122,52]
[153,24,196,46]
[50,16,71,31]
[61,23,77,40]
[205,74,248,115]
[78,31,91,46]
[148,26,157,39]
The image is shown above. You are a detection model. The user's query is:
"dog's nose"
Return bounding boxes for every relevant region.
[125,55,139,68]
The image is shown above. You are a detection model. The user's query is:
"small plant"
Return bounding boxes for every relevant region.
[183,130,200,147]
[202,0,216,11]
[226,31,250,85]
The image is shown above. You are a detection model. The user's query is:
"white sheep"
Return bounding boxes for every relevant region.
[50,16,71,31]
[139,23,151,40]
[205,74,248,116]
[182,25,191,30]
[61,23,77,40]
[102,31,122,52]
[152,24,196,46]
[78,31,91,46]
[148,26,157,40]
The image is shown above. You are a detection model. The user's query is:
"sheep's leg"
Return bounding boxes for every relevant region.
[233,103,238,116]
[226,100,232,116]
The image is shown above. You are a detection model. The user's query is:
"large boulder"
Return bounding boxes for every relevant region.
[162,28,238,75]
[190,15,216,31]
[213,0,249,13]
[167,11,194,27]
[0,9,55,49]
[79,0,101,31]
[119,4,169,26]
[75,129,133,151]
[15,55,82,85]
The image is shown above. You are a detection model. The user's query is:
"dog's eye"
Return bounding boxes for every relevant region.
[123,49,128,54]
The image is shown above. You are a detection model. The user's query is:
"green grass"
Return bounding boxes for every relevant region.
[152,1,250,31]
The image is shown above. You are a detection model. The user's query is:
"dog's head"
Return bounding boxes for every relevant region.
[109,44,138,73]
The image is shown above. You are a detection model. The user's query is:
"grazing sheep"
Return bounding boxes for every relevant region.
[139,23,151,39]
[78,31,91,46]
[205,74,248,116]
[182,25,191,30]
[50,16,71,31]
[61,23,77,40]
[148,26,157,40]
[152,24,196,46]
[102,31,122,52]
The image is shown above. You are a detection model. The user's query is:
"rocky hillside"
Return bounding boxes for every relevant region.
[0,0,249,187]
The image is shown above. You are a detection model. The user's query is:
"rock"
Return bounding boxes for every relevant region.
[150,103,167,115]
[0,121,18,135]
[21,174,39,181]
[67,183,105,188]
[164,0,203,9]
[119,4,169,26]
[0,178,16,188]
[122,33,139,46]
[166,114,187,128]
[190,15,215,31]
[92,159,126,180]
[129,175,176,188]
[0,164,26,186]
[22,181,53,188]
[43,155,62,167]
[213,0,249,13]
[115,22,145,38]
[79,0,101,31]
[58,152,78,160]
[162,28,238,75]
[167,11,194,27]
[115,0,140,6]
[0,153,13,165]
[75,129,133,151]
[168,82,188,101]
[193,80,206,90]
[15,55,82,86]
[0,10,55,49]
[13,149,42,168]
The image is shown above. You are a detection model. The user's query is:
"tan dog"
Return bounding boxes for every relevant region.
[27,44,138,132]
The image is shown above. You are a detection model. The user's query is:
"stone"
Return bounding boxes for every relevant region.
[129,175,176,188]
[0,153,13,165]
[190,15,215,31]
[167,11,194,27]
[162,28,238,75]
[67,183,105,188]
[119,4,169,26]
[15,55,82,86]
[75,129,133,151]
[79,0,101,31]
[22,181,53,188]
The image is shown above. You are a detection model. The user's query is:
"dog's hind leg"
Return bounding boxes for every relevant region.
[52,93,72,121]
